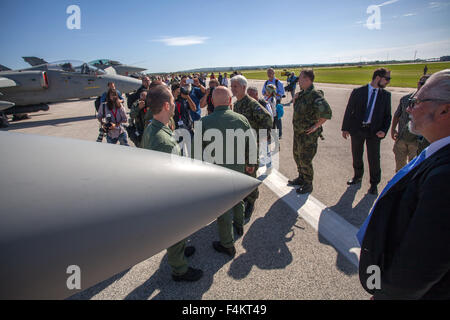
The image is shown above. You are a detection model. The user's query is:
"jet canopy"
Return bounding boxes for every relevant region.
[89,59,121,67]
[46,60,105,75]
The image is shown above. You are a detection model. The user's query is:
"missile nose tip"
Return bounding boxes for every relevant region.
[230,170,262,199]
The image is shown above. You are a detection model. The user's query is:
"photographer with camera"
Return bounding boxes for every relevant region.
[179,75,204,122]
[97,89,130,146]
[200,78,220,115]
[286,72,298,104]
[127,76,151,109]
[172,83,194,135]
[128,90,148,147]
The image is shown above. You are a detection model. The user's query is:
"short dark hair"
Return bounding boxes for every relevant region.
[300,69,315,82]
[372,68,389,80]
[147,86,172,115]
[171,83,180,92]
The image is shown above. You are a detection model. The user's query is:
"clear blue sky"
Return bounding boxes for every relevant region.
[1,0,449,73]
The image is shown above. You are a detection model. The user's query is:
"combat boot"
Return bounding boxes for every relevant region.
[296,183,313,194]
[213,241,236,257]
[288,176,304,186]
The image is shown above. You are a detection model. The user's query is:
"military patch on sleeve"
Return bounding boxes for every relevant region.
[315,98,325,111]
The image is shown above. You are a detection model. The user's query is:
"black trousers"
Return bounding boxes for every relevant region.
[350,127,381,185]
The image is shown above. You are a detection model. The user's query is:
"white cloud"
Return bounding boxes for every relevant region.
[154,36,209,46]
[378,0,400,7]
[429,1,450,8]
[403,13,417,16]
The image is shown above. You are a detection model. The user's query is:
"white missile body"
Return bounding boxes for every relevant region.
[0,132,260,299]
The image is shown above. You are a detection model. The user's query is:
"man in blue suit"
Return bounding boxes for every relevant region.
[358,69,450,299]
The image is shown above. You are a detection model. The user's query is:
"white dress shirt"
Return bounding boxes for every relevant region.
[363,83,379,124]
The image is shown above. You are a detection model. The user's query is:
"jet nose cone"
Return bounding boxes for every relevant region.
[123,65,147,73]
[114,76,142,94]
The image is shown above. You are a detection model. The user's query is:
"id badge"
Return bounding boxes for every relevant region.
[178,120,184,126]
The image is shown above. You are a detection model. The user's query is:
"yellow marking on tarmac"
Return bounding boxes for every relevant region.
[84,86,100,90]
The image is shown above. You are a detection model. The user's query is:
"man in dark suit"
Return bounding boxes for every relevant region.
[342,68,392,194]
[358,69,450,299]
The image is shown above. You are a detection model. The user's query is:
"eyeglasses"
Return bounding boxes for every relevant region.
[383,77,391,81]
[408,97,449,108]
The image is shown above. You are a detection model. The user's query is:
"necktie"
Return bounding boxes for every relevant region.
[356,148,428,245]
[363,89,377,123]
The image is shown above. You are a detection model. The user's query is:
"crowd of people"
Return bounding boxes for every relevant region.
[94,67,450,299]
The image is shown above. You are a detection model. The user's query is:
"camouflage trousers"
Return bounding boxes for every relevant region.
[393,138,419,172]
[293,131,319,185]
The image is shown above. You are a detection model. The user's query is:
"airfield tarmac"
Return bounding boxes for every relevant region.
[1,80,412,300]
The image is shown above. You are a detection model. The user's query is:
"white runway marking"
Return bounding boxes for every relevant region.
[257,168,361,267]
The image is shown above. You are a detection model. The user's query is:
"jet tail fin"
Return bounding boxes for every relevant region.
[22,56,48,66]
[0,64,11,72]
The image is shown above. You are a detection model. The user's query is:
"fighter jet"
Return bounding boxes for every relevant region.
[0,60,141,127]
[89,59,147,76]
[0,132,261,299]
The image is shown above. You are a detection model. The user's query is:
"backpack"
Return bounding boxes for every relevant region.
[264,79,280,92]
[94,96,101,112]
[276,104,284,118]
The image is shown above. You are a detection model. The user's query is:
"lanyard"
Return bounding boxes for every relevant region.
[111,108,118,123]
[176,102,182,120]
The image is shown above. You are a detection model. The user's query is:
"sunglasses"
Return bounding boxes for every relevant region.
[383,76,391,81]
[408,97,449,108]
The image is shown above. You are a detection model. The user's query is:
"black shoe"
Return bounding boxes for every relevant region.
[296,184,313,194]
[368,185,378,195]
[347,177,362,185]
[213,241,236,257]
[244,202,254,220]
[184,246,195,257]
[233,222,244,237]
[172,267,203,282]
[288,176,304,186]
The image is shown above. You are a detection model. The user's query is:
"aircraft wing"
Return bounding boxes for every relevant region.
[22,56,48,66]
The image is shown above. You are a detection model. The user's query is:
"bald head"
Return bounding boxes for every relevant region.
[212,86,232,107]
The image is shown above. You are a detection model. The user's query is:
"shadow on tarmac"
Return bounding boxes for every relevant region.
[317,185,377,276]
[1,115,95,130]
[67,268,131,300]
[229,190,306,279]
[122,221,231,300]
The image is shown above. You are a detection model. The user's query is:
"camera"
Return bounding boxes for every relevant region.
[180,84,191,96]
[96,114,113,142]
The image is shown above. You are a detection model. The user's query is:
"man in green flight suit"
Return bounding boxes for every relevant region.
[231,75,273,221]
[198,86,258,257]
[288,69,332,194]
[141,85,203,282]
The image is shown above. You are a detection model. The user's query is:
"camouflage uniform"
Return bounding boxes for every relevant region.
[293,84,332,186]
[129,99,148,147]
[393,93,420,172]
[199,105,257,248]
[141,119,188,276]
[233,94,273,205]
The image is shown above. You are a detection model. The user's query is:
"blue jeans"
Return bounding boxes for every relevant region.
[273,116,282,138]
[106,132,129,146]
